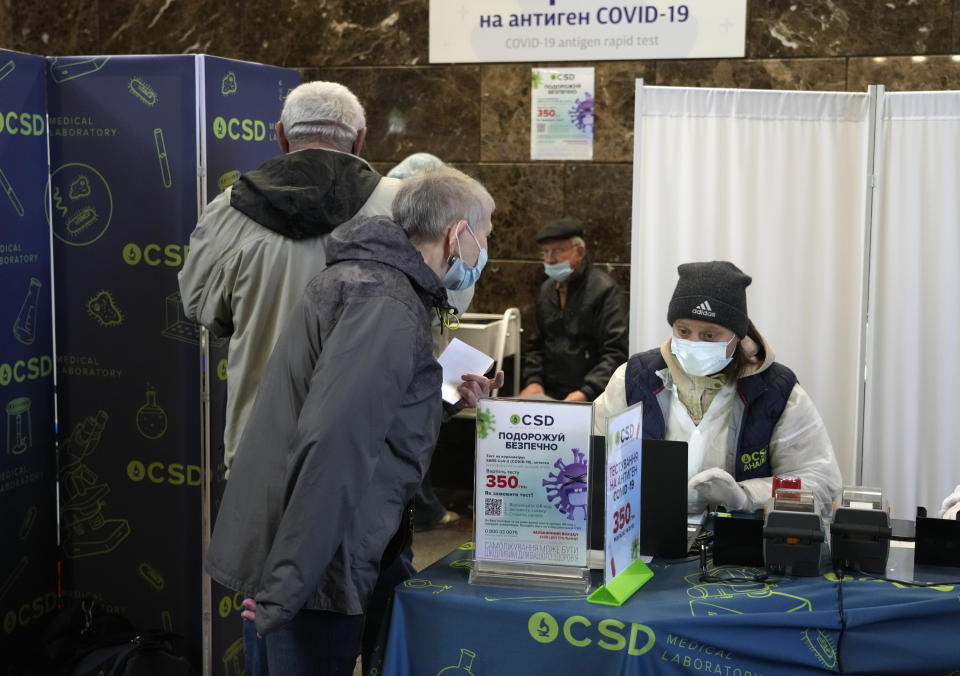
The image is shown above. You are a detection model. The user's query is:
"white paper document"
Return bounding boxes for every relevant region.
[437,337,494,404]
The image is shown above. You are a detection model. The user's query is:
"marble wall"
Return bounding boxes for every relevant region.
[5,0,960,331]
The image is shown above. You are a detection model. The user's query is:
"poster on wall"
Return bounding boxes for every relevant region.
[430,0,747,63]
[472,399,593,569]
[0,48,57,650]
[531,68,594,161]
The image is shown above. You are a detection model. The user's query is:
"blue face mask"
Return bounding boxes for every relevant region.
[544,261,574,282]
[441,223,487,291]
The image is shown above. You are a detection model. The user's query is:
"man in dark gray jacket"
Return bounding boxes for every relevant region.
[520,218,629,401]
[205,166,500,675]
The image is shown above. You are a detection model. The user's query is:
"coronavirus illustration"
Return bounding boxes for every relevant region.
[568,92,594,133]
[543,447,588,521]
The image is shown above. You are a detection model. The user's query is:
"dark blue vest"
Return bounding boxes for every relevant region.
[623,349,797,481]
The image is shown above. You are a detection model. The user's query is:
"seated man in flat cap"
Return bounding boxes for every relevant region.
[520,218,629,402]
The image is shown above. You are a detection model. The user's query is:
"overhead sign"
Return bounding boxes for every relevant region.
[430,0,747,63]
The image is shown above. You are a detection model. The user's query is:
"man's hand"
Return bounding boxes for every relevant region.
[456,371,505,408]
[241,597,257,623]
[519,383,545,397]
[564,390,588,402]
[688,467,748,512]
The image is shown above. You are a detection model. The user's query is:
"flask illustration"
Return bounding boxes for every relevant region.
[6,397,32,455]
[437,649,476,675]
[136,386,167,439]
[13,277,41,345]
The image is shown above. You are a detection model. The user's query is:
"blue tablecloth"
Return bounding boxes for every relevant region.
[377,544,960,675]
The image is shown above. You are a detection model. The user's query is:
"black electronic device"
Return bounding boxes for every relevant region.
[763,511,825,576]
[830,507,892,573]
[890,518,915,541]
[639,439,688,558]
[914,506,960,568]
[712,514,764,567]
[588,435,605,551]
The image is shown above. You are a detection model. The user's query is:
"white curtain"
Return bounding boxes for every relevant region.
[630,85,871,482]
[862,92,960,519]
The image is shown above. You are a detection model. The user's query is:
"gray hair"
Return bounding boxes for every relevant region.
[280,81,365,152]
[387,152,444,179]
[393,166,495,244]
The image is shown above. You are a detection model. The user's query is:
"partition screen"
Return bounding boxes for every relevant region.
[863,92,960,519]
[630,85,871,482]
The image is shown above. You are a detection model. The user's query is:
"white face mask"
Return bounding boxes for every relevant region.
[671,336,736,377]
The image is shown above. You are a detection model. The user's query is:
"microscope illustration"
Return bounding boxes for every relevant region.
[6,397,32,455]
[684,568,812,616]
[59,410,131,558]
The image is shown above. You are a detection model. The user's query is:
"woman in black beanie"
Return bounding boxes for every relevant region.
[593,261,842,515]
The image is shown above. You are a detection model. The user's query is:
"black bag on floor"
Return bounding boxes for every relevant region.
[33,598,195,676]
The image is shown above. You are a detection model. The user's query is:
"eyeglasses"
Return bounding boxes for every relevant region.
[539,243,576,259]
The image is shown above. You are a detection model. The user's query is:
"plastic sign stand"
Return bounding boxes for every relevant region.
[588,558,654,606]
[588,402,653,606]
[470,398,593,592]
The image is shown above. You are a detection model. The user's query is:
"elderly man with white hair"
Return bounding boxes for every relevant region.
[205,166,501,675]
[179,80,401,676]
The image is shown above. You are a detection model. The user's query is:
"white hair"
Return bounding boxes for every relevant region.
[393,166,495,244]
[280,81,366,152]
[386,152,444,179]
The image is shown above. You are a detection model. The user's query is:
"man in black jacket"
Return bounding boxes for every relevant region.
[520,218,629,401]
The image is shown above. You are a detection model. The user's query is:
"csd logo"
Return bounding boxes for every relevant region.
[740,448,768,471]
[527,611,655,654]
[511,414,554,426]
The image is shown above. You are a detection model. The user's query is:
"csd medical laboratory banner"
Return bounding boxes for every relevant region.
[0,49,57,650]
[47,53,203,662]
[201,55,299,675]
[430,0,747,63]
[45,54,297,672]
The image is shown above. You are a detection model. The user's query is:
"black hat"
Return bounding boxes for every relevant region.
[536,218,584,243]
[666,261,751,337]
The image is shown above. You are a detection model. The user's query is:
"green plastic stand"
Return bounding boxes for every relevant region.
[587,559,654,606]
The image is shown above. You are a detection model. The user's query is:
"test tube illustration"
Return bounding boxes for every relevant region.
[0,168,24,217]
[0,60,15,83]
[154,128,172,188]
[0,557,28,601]
[19,505,37,540]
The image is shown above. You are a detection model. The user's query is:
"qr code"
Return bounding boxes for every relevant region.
[484,498,503,517]
[536,123,546,133]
